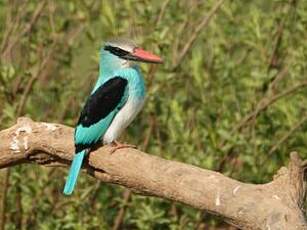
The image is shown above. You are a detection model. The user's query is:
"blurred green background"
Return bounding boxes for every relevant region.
[0,0,306,229]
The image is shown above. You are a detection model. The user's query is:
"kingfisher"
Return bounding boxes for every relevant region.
[63,38,163,195]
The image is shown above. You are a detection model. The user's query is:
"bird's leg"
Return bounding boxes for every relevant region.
[109,140,136,154]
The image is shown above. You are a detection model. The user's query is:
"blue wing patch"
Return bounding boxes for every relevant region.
[74,77,128,152]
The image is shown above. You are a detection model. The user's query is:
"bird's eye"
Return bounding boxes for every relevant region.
[114,47,129,56]
[104,45,129,57]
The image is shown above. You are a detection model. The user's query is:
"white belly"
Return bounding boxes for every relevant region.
[103,97,144,144]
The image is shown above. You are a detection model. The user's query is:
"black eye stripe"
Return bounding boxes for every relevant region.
[104,45,130,57]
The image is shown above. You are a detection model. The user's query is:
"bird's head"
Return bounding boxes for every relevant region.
[101,38,163,70]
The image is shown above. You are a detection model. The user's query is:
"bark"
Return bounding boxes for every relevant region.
[0,117,306,229]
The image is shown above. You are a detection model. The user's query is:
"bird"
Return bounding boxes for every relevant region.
[63,38,163,195]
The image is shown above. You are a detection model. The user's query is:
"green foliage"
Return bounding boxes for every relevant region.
[0,0,306,229]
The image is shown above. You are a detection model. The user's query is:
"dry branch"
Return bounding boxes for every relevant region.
[0,118,306,229]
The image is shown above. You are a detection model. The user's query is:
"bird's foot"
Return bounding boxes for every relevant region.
[109,141,136,154]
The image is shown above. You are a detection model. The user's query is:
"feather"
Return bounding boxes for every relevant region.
[63,150,87,195]
[63,37,158,195]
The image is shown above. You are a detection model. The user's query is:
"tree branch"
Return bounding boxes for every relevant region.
[0,118,306,229]
[172,0,226,70]
[233,80,307,133]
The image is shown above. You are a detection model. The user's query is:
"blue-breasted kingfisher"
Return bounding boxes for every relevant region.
[63,38,163,195]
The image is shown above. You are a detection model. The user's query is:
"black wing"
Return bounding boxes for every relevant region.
[77,77,128,127]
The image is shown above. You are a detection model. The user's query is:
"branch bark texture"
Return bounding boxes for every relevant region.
[0,118,306,229]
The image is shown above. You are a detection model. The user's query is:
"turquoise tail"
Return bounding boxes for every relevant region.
[63,150,86,195]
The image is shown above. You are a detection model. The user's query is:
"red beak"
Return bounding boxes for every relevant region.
[132,47,163,64]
